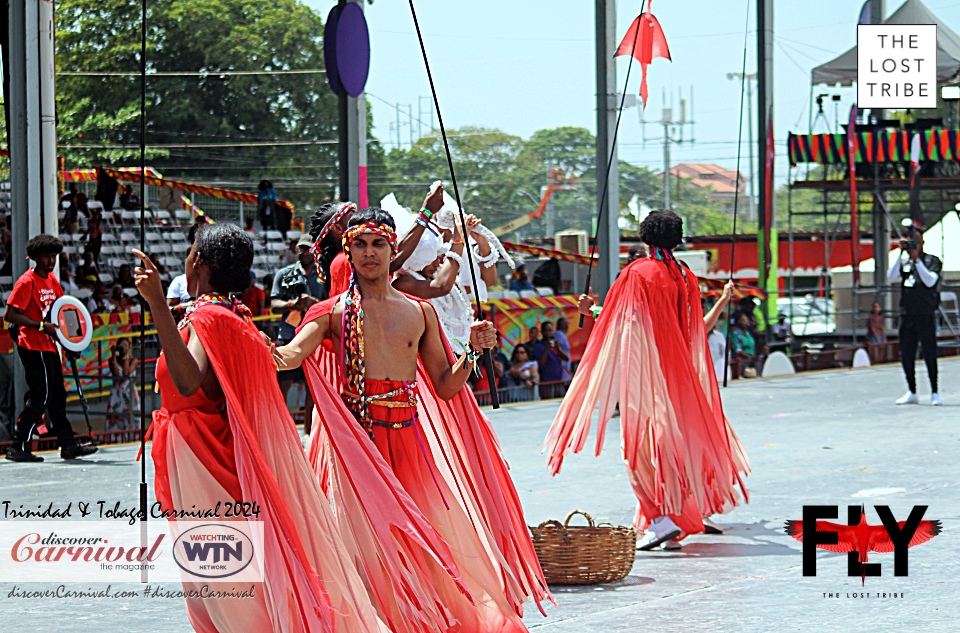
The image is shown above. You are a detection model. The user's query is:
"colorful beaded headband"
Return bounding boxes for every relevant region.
[342,222,399,259]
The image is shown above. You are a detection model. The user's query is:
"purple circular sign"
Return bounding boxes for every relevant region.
[335,2,370,98]
[324,5,342,96]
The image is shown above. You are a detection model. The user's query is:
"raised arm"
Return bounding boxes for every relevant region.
[703,281,734,332]
[391,186,446,273]
[132,249,208,397]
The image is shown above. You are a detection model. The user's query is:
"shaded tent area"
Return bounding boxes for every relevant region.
[812,0,960,86]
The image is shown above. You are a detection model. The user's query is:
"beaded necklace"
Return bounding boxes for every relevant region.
[178,293,253,330]
[340,221,399,439]
[310,202,357,283]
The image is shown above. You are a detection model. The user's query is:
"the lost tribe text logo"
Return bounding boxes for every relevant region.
[784,505,941,586]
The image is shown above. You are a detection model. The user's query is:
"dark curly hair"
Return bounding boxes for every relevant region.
[639,210,683,250]
[26,234,63,259]
[309,203,344,280]
[193,224,253,294]
[348,207,395,230]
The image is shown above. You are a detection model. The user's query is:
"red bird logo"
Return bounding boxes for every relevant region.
[785,510,941,586]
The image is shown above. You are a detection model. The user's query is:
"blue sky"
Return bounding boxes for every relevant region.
[304,0,960,185]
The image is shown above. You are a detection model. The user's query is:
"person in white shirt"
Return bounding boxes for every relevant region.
[887,221,943,406]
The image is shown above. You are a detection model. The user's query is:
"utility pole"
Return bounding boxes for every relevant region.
[594,0,619,299]
[869,0,889,319]
[656,96,694,212]
[728,73,757,221]
[757,0,777,332]
[663,108,671,210]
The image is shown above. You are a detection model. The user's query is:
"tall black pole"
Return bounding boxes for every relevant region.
[757,0,774,339]
[138,0,148,583]
[593,0,619,301]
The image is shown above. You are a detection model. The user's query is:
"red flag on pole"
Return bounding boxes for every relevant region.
[615,1,671,108]
[848,106,861,284]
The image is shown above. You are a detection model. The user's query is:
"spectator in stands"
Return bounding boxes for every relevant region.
[510,267,534,292]
[81,205,104,264]
[116,264,136,289]
[628,243,647,263]
[772,313,790,340]
[867,302,887,344]
[150,254,172,288]
[167,273,191,310]
[119,184,141,211]
[554,316,572,379]
[244,217,256,233]
[109,284,124,312]
[167,224,200,311]
[280,238,298,267]
[525,325,540,354]
[4,234,97,462]
[257,179,277,232]
[242,270,266,316]
[120,293,140,314]
[58,252,77,294]
[271,232,325,429]
[507,345,540,402]
[708,322,727,381]
[731,313,757,377]
[86,283,109,314]
[106,337,139,432]
[60,184,80,233]
[531,321,569,398]
[76,251,100,287]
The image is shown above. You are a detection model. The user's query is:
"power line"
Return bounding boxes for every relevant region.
[58,69,326,77]
[61,140,336,149]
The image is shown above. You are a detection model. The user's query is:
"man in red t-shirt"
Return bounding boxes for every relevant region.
[4,234,98,462]
[241,270,266,316]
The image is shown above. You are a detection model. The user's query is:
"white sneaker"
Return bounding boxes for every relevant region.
[659,537,682,551]
[896,392,919,405]
[702,517,724,535]
[637,516,682,551]
[931,393,943,406]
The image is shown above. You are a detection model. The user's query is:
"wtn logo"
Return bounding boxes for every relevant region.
[172,524,255,580]
[180,541,243,564]
[784,505,941,586]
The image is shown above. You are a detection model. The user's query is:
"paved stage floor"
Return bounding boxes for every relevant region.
[1,359,957,632]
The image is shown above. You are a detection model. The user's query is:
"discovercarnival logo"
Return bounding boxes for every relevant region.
[0,521,264,583]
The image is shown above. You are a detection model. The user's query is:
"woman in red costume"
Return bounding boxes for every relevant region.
[545,210,750,551]
[133,224,388,633]
[274,206,550,632]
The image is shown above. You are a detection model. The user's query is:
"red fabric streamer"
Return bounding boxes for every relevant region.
[615,1,672,108]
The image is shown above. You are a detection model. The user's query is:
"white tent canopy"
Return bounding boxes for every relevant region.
[834,210,960,274]
[812,0,960,86]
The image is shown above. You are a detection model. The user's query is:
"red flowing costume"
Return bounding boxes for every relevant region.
[544,253,750,535]
[150,304,434,632]
[298,294,551,633]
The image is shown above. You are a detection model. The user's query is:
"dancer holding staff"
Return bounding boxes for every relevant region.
[273,206,550,631]
[547,210,749,551]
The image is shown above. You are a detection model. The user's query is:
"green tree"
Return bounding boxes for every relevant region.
[55,0,339,214]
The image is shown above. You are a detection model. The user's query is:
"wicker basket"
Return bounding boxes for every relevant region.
[529,510,637,585]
